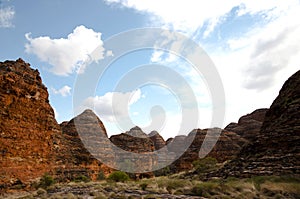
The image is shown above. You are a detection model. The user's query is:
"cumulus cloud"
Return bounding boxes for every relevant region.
[0,6,14,28]
[52,85,72,97]
[79,89,142,122]
[25,25,108,76]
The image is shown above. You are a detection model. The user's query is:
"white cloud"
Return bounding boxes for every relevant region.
[132,112,139,116]
[79,89,142,122]
[0,6,14,28]
[101,0,300,135]
[107,0,300,125]
[104,0,298,37]
[105,0,236,35]
[25,25,108,76]
[224,3,300,91]
[52,85,72,97]
[210,2,300,125]
[106,50,114,57]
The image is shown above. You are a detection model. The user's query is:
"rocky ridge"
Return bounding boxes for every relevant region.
[0,59,62,188]
[110,126,156,175]
[58,109,114,181]
[218,70,300,178]
[1,59,299,191]
[225,108,268,142]
[168,128,248,171]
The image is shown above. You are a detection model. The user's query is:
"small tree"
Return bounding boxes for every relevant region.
[39,173,55,188]
[107,171,130,182]
[192,157,218,174]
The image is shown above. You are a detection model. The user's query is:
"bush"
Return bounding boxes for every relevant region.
[190,182,218,196]
[107,171,129,182]
[153,166,171,176]
[39,173,55,188]
[192,157,218,174]
[74,175,90,183]
[166,179,185,193]
[97,170,106,180]
[140,183,148,190]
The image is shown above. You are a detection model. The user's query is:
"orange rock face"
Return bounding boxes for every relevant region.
[0,59,61,188]
[58,109,114,181]
[0,59,113,189]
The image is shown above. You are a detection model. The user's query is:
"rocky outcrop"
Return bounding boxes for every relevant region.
[225,108,268,142]
[0,59,113,189]
[110,127,156,174]
[219,70,300,178]
[110,126,154,153]
[0,59,62,188]
[148,131,166,150]
[168,128,247,171]
[58,109,114,181]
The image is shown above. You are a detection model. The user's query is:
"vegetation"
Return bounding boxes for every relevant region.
[97,170,106,180]
[192,157,218,174]
[2,175,299,198]
[73,175,90,183]
[107,171,130,182]
[140,182,148,190]
[153,166,172,176]
[38,173,55,188]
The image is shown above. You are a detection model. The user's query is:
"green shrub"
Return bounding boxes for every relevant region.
[39,173,55,188]
[107,171,129,182]
[140,183,148,190]
[249,176,269,190]
[153,166,171,176]
[166,179,185,193]
[74,175,90,183]
[268,175,300,183]
[97,170,106,180]
[192,157,218,174]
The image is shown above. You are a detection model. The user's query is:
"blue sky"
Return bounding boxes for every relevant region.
[1,0,300,139]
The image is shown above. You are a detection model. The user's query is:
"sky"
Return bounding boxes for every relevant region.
[1,0,300,139]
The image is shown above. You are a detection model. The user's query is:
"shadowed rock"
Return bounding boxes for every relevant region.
[225,108,268,142]
[148,131,166,150]
[217,70,300,178]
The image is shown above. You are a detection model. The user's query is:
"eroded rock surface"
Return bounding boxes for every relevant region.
[0,59,61,187]
[148,131,166,150]
[110,127,156,174]
[218,70,300,177]
[168,128,247,172]
[58,109,114,181]
[225,108,268,142]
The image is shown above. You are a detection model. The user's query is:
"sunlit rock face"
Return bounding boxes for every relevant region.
[0,59,61,187]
